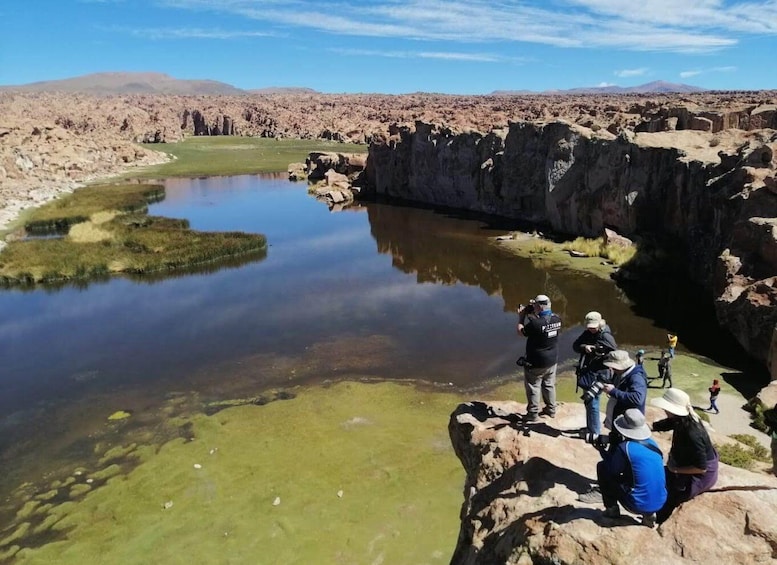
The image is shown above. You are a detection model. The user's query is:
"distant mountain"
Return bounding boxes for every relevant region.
[248,87,319,95]
[0,72,248,96]
[493,81,705,96]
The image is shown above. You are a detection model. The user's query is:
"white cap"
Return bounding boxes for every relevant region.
[534,294,550,304]
[585,311,602,329]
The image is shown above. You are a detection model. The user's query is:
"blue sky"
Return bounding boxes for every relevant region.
[2,0,776,93]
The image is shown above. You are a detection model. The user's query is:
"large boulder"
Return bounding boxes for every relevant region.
[449,400,777,565]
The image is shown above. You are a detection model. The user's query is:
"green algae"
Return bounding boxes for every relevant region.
[68,484,92,498]
[107,411,132,421]
[15,501,40,521]
[10,381,466,565]
[97,444,138,466]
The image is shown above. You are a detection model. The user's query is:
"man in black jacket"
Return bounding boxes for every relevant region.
[572,311,617,442]
[517,294,562,422]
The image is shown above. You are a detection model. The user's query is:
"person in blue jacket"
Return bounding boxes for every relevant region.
[601,349,648,424]
[596,408,667,527]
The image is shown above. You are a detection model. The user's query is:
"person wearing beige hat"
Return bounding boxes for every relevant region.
[572,311,617,442]
[651,388,719,524]
[601,349,648,423]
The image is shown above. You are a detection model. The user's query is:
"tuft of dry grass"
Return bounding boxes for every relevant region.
[562,236,636,266]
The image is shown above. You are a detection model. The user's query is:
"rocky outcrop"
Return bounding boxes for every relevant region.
[364,120,777,372]
[449,400,777,565]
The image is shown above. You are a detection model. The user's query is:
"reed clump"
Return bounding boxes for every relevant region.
[0,183,267,285]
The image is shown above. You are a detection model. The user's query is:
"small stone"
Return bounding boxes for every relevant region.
[85,478,94,484]
[272,497,281,506]
[337,490,344,498]
[74,471,83,476]
[162,500,173,510]
[193,464,202,469]
[209,448,217,455]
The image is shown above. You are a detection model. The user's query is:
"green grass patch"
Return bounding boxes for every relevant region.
[23,184,164,234]
[716,436,770,470]
[729,434,771,461]
[130,137,368,179]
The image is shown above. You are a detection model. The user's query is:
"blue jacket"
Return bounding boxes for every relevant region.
[601,438,667,513]
[608,364,648,420]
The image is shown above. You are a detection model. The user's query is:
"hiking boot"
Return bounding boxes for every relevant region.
[540,406,556,418]
[602,505,621,518]
[577,487,603,504]
[523,413,540,423]
[641,513,656,528]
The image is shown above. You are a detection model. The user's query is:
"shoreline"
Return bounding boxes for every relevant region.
[0,148,171,247]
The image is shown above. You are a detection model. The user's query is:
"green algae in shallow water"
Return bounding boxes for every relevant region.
[107,411,131,421]
[12,382,466,565]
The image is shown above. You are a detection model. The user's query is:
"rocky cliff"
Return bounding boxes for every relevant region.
[364,120,777,376]
[448,400,777,564]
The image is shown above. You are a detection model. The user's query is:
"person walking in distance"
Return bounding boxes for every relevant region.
[658,351,673,388]
[707,379,721,414]
[517,294,562,422]
[572,311,617,443]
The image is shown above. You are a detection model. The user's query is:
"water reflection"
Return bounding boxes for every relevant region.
[0,174,765,528]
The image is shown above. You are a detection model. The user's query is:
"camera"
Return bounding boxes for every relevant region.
[516,356,533,368]
[581,381,606,401]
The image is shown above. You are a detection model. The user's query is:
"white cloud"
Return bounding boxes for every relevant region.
[680,65,738,78]
[597,82,616,87]
[329,48,511,63]
[158,0,776,53]
[614,67,648,77]
[121,27,276,40]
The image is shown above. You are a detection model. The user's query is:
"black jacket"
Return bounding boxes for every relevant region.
[522,310,562,369]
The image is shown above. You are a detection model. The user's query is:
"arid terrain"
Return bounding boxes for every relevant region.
[1,88,775,233]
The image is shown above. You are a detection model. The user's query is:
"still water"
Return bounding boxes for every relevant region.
[0,173,747,513]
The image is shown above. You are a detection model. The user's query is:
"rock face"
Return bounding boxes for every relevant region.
[448,400,777,565]
[2,89,777,371]
[364,120,777,374]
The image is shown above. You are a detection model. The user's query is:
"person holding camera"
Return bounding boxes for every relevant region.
[601,349,648,424]
[516,294,562,422]
[593,409,667,527]
[572,311,617,443]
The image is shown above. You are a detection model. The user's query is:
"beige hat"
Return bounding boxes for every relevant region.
[584,311,602,329]
[603,349,635,371]
[614,408,651,441]
[650,388,691,416]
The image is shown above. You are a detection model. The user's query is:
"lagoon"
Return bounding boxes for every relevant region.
[0,173,760,562]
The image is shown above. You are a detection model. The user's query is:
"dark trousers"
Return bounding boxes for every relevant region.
[656,453,719,523]
[596,461,635,513]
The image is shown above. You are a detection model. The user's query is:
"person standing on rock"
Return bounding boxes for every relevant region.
[650,388,719,524]
[572,311,617,442]
[594,409,667,527]
[516,294,562,422]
